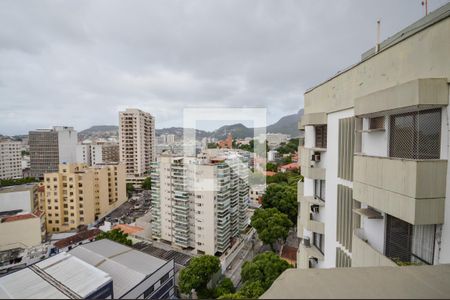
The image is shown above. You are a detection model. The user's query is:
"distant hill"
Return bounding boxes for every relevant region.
[266,109,304,137]
[79,109,304,141]
[79,125,119,140]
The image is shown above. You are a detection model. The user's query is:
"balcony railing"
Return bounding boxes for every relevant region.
[353,154,446,225]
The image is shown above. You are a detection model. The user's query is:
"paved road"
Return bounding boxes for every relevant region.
[225,238,262,287]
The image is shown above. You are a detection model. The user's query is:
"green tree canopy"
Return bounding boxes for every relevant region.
[241,252,292,292]
[141,177,152,190]
[179,255,221,295]
[266,162,278,172]
[213,277,235,298]
[238,281,266,298]
[0,177,37,187]
[126,183,135,197]
[96,229,132,246]
[262,183,297,223]
[250,208,293,250]
[277,138,299,155]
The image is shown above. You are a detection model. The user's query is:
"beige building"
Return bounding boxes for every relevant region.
[0,184,46,250]
[0,140,22,179]
[297,3,450,270]
[0,211,45,250]
[43,163,126,233]
[119,108,156,184]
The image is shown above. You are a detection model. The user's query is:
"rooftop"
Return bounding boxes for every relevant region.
[261,264,450,299]
[53,229,102,249]
[0,184,36,193]
[69,239,170,298]
[112,224,144,235]
[0,252,112,299]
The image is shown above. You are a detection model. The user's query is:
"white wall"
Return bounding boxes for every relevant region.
[0,190,33,213]
[321,108,354,268]
[57,129,77,164]
[361,118,389,157]
[438,89,450,264]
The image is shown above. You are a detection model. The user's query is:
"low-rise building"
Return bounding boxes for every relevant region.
[69,239,175,299]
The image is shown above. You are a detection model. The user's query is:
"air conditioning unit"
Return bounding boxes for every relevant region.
[302,237,311,247]
[311,205,320,214]
[309,257,318,268]
[311,153,321,162]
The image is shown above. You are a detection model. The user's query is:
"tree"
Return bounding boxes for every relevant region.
[208,142,218,149]
[96,229,132,246]
[213,277,235,298]
[277,138,299,155]
[179,255,221,295]
[241,252,291,291]
[141,177,151,190]
[262,183,297,223]
[266,162,278,172]
[238,281,266,298]
[0,177,37,187]
[251,208,293,251]
[126,183,135,197]
[218,293,244,299]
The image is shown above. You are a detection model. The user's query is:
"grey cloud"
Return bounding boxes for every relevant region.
[0,0,448,135]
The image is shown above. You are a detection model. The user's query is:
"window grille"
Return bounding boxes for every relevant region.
[315,125,327,148]
[389,109,441,159]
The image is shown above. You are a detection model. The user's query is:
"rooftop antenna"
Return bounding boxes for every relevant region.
[375,19,381,53]
[421,0,428,16]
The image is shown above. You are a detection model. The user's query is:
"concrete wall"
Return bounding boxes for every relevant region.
[352,233,397,268]
[0,189,34,213]
[304,18,450,115]
[0,217,42,249]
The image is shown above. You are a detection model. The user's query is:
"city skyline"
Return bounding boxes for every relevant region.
[1,0,448,135]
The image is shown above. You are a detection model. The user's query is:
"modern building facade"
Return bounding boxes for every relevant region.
[43,163,126,233]
[29,126,77,178]
[119,109,156,184]
[297,4,450,270]
[0,140,22,179]
[76,141,119,166]
[151,150,249,255]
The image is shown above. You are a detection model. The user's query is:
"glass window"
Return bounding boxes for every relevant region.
[313,232,324,254]
[314,180,325,201]
[389,109,441,159]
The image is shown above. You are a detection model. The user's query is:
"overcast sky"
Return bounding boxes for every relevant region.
[0,0,448,135]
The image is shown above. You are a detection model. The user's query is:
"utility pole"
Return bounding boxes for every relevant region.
[422,0,428,16]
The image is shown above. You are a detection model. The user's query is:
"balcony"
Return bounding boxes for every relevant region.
[300,147,326,180]
[352,228,397,268]
[297,242,324,269]
[299,112,327,130]
[353,154,447,225]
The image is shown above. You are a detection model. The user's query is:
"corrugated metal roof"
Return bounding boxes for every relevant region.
[0,252,112,299]
[69,239,168,298]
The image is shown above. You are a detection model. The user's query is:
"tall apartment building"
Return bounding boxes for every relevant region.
[0,140,22,179]
[297,4,450,270]
[151,150,249,255]
[119,109,156,184]
[29,126,77,178]
[76,142,119,166]
[43,163,126,232]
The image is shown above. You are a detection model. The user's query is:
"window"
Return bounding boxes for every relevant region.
[314,180,325,201]
[315,125,327,148]
[143,285,155,298]
[313,233,324,254]
[389,109,441,159]
[160,272,170,284]
[385,215,435,265]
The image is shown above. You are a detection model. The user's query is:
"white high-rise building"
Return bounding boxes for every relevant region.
[29,126,77,178]
[119,109,156,184]
[151,150,249,255]
[0,140,22,180]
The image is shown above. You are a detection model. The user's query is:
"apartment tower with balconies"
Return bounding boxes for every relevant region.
[119,108,156,185]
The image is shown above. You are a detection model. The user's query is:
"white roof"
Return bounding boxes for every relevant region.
[69,239,168,298]
[0,252,112,299]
